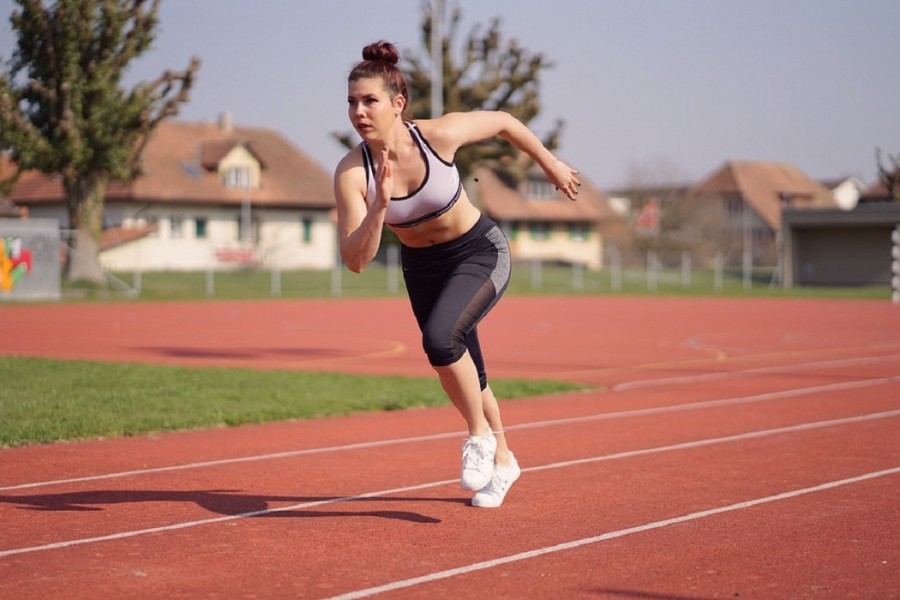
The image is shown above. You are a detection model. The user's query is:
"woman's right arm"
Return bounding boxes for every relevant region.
[333,149,389,273]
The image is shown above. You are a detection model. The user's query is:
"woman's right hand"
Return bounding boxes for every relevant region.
[546,158,581,201]
[375,147,393,209]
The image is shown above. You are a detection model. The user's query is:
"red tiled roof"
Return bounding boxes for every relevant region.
[8,119,334,209]
[100,224,160,251]
[199,140,267,170]
[474,167,614,223]
[690,160,836,229]
[861,170,899,201]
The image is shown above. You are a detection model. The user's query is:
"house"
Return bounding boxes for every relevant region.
[471,167,623,270]
[781,202,900,286]
[8,115,336,272]
[603,182,696,265]
[820,176,867,210]
[688,160,837,267]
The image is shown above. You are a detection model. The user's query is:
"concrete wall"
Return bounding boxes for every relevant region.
[0,218,61,301]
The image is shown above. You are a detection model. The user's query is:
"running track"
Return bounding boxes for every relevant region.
[1,296,898,599]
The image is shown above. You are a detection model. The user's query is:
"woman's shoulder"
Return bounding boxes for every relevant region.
[334,145,369,206]
[413,111,495,130]
[410,117,461,158]
[410,117,444,138]
[335,143,365,175]
[413,111,506,151]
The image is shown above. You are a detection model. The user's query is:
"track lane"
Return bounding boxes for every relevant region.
[2,417,896,598]
[2,398,897,597]
[2,297,898,599]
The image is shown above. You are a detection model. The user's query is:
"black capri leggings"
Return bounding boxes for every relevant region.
[400,214,511,390]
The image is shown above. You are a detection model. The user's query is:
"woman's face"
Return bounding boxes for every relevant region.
[347,77,403,142]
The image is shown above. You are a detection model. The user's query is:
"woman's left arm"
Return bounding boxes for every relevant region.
[428,111,581,200]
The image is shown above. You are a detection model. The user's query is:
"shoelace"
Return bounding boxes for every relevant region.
[462,437,490,468]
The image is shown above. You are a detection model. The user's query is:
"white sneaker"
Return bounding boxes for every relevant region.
[471,452,521,508]
[460,431,497,490]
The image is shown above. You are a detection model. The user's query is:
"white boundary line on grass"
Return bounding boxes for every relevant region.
[324,465,900,600]
[1,408,898,559]
[2,374,898,492]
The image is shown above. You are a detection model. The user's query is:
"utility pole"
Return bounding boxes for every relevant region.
[431,0,444,118]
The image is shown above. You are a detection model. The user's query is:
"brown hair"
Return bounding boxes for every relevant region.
[349,41,410,113]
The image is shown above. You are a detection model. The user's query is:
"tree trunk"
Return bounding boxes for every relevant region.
[64,174,109,283]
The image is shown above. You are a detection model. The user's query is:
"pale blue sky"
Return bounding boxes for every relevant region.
[1,0,898,189]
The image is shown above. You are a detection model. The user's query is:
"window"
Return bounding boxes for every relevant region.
[170,215,183,239]
[195,217,208,239]
[301,217,313,243]
[147,215,160,237]
[569,223,589,241]
[530,222,551,240]
[224,167,250,190]
[527,178,557,200]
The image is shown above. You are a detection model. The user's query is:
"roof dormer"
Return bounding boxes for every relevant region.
[200,140,265,190]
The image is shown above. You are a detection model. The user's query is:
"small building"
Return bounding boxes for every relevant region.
[781,202,900,286]
[8,115,336,272]
[689,160,837,267]
[471,167,622,270]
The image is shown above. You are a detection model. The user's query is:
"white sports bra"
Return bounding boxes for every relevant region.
[361,122,462,228]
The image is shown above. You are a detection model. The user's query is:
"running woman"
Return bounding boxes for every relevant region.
[333,41,580,507]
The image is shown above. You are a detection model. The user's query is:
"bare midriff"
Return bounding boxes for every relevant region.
[387,192,482,248]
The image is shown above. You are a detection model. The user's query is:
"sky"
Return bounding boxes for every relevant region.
[1,0,898,190]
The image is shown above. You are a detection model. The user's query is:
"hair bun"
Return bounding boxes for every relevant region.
[362,41,400,65]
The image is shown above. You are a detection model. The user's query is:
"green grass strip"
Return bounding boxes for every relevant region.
[0,356,585,448]
[59,265,891,302]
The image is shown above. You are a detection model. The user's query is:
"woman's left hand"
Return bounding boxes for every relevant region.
[547,159,581,201]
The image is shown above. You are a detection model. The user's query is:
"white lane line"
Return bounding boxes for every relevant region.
[612,353,900,391]
[3,375,898,492]
[324,466,900,600]
[1,409,897,559]
[0,433,462,492]
[523,409,900,472]
[507,376,898,433]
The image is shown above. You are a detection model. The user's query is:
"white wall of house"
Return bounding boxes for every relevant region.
[25,202,336,272]
[505,222,603,270]
[254,210,336,270]
[101,205,336,272]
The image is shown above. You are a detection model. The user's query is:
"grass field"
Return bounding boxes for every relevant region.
[69,263,892,301]
[0,356,585,448]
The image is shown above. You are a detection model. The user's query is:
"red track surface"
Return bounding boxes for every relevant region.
[1,296,899,599]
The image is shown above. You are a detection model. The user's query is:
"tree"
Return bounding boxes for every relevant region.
[334,1,562,183]
[876,148,900,201]
[0,0,200,282]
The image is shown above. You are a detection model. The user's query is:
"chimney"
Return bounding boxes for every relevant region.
[219,112,233,133]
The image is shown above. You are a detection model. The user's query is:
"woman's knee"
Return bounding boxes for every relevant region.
[422,327,465,367]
